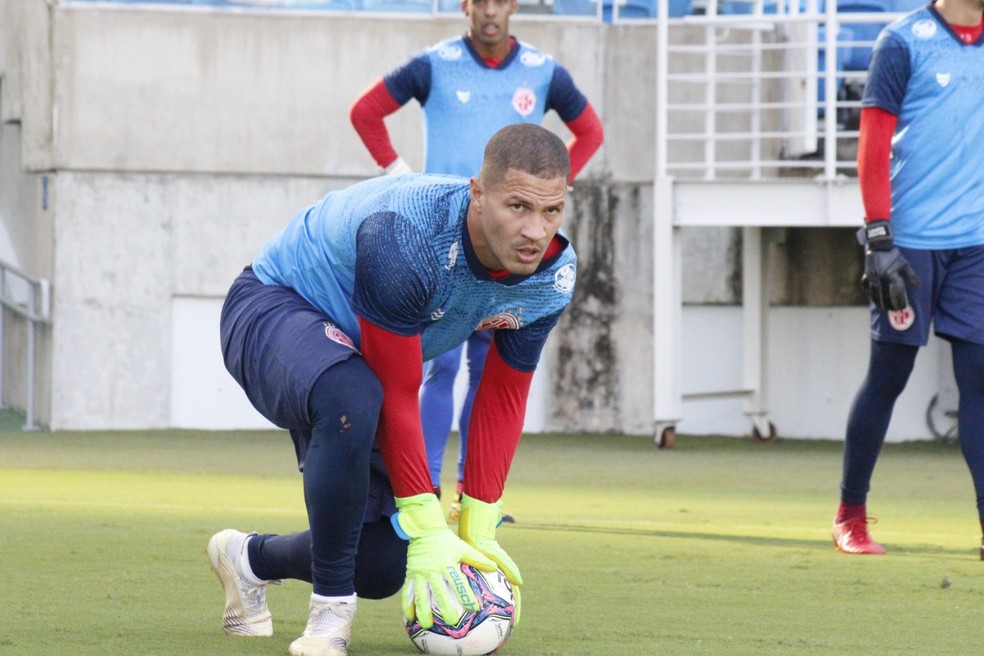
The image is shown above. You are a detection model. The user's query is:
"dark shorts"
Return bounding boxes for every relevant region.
[220,268,359,429]
[871,245,984,347]
[220,268,396,521]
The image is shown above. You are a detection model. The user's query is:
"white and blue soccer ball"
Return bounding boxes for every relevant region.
[405,564,515,656]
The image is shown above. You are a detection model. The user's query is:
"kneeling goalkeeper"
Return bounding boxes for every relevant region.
[206,123,576,656]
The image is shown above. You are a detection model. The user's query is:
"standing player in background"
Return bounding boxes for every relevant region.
[207,124,576,656]
[350,0,603,520]
[832,0,984,556]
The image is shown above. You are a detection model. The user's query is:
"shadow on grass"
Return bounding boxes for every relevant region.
[510,521,973,558]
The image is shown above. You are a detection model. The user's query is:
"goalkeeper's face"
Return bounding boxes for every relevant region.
[465,0,518,52]
[467,167,567,276]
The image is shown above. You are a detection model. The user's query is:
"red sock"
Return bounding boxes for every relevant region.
[836,502,866,523]
[979,520,984,537]
[455,480,464,497]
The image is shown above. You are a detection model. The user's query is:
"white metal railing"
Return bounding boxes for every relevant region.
[0,261,51,431]
[651,0,906,443]
[656,5,902,181]
[62,0,555,13]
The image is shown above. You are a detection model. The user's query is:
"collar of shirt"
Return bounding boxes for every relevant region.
[950,17,984,43]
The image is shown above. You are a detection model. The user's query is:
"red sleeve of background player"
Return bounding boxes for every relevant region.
[564,101,604,183]
[857,107,897,222]
[357,316,433,498]
[349,79,404,170]
[461,340,534,503]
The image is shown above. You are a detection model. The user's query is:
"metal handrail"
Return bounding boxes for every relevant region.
[657,8,902,181]
[0,261,51,431]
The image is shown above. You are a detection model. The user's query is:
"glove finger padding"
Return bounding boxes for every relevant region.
[900,261,921,288]
[402,544,495,627]
[512,582,522,628]
[403,568,456,629]
[869,273,908,312]
[863,248,919,312]
[458,494,524,587]
[887,275,909,312]
[394,493,496,628]
[401,573,454,628]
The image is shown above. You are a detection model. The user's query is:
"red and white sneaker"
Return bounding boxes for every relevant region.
[832,516,886,555]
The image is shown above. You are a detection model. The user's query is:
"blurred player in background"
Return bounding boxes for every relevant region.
[350,0,603,521]
[207,124,576,656]
[833,0,984,556]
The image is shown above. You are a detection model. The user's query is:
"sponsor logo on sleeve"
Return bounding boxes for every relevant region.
[912,19,936,39]
[437,43,464,61]
[554,263,576,294]
[323,322,356,349]
[520,50,547,67]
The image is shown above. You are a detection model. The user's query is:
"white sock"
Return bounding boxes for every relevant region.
[312,592,357,605]
[238,535,266,585]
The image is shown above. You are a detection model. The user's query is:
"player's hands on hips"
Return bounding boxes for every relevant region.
[858,219,920,312]
[393,493,496,628]
[458,494,524,626]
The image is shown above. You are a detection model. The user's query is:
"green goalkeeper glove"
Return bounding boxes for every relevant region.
[458,494,524,626]
[393,493,496,629]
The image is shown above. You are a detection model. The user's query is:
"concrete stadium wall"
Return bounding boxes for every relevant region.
[0,0,948,440]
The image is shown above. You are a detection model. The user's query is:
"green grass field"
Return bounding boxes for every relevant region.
[2,428,981,655]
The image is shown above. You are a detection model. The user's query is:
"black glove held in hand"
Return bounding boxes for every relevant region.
[857,220,920,312]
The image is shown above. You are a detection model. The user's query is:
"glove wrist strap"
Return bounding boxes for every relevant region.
[459,494,503,541]
[862,219,894,251]
[392,493,446,539]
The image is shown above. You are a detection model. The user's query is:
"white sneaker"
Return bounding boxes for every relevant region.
[288,596,356,656]
[207,529,274,637]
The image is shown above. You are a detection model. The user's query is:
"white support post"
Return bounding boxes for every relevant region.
[23,319,38,431]
[653,178,682,440]
[0,268,5,410]
[741,227,772,436]
[822,0,839,178]
[653,0,681,445]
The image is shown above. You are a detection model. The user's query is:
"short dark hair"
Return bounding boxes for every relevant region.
[479,123,570,187]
